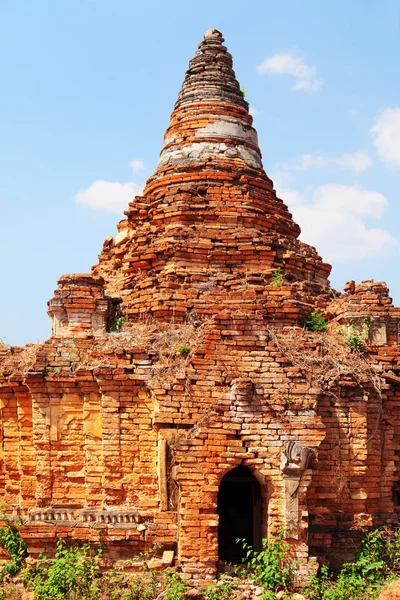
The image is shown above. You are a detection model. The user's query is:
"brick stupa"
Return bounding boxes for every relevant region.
[1,29,400,580]
[94,28,331,324]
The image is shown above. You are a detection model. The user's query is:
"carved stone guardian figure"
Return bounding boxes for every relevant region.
[280,441,314,539]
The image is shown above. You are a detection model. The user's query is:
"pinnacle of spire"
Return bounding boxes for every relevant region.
[147,29,264,183]
[174,28,248,110]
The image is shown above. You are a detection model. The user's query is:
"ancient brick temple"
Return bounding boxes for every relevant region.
[1,29,400,579]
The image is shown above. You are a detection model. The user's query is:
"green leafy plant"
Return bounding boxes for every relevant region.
[238,534,292,599]
[241,87,247,97]
[306,529,392,600]
[0,510,28,579]
[98,564,125,600]
[22,539,101,600]
[86,563,159,600]
[272,268,285,287]
[111,315,127,332]
[177,345,190,356]
[125,570,158,600]
[302,311,328,332]
[339,317,373,352]
[383,527,400,572]
[204,574,237,600]
[164,569,187,600]
[341,324,367,352]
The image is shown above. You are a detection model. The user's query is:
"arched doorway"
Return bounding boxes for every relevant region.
[217,465,262,563]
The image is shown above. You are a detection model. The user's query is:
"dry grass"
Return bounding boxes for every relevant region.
[268,325,384,503]
[267,325,383,395]
[79,316,214,391]
[0,345,40,378]
[0,316,213,390]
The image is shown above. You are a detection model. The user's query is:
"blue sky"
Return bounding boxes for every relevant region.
[1,0,400,345]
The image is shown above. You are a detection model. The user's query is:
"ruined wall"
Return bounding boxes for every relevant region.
[2,285,400,574]
[1,29,400,580]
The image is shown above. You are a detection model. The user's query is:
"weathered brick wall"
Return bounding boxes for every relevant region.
[1,29,400,580]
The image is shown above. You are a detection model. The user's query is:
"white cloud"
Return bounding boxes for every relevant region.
[274,182,398,261]
[129,159,145,174]
[276,151,372,175]
[256,52,322,93]
[75,180,144,213]
[371,108,400,167]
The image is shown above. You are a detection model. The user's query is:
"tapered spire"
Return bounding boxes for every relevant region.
[174,29,248,110]
[146,28,265,191]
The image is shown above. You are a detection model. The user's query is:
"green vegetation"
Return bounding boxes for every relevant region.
[204,574,237,600]
[20,541,163,600]
[237,533,293,599]
[128,571,158,600]
[164,569,188,600]
[272,268,285,287]
[0,511,27,579]
[22,539,101,600]
[302,311,329,332]
[111,315,126,332]
[236,529,400,600]
[306,529,400,600]
[339,316,373,352]
[341,323,367,352]
[0,528,399,600]
[177,344,190,356]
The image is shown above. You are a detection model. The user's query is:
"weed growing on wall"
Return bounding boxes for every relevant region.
[111,315,126,332]
[272,268,285,287]
[339,317,373,353]
[268,325,382,396]
[302,311,328,332]
[177,344,190,356]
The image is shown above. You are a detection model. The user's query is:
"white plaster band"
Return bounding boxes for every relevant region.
[195,119,258,146]
[157,141,262,170]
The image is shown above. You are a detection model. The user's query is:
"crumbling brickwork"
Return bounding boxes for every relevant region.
[1,29,400,579]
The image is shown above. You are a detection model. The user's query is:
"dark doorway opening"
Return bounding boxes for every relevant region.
[217,465,262,564]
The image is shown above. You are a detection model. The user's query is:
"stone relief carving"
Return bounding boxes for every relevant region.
[28,508,142,527]
[280,441,314,474]
[280,441,314,539]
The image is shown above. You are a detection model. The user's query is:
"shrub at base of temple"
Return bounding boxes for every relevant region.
[232,529,400,600]
[21,539,102,600]
[0,510,27,581]
[236,533,293,600]
[305,529,400,600]
[1,529,400,599]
